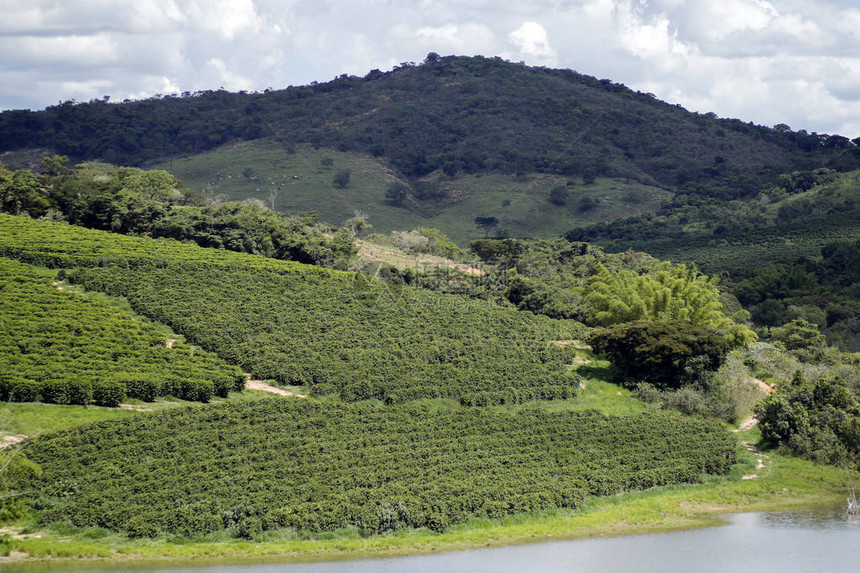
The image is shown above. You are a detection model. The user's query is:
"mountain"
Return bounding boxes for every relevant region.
[2,55,858,199]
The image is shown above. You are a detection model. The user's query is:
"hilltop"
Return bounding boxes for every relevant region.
[2,55,857,197]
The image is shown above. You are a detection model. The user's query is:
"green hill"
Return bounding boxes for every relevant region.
[151,139,671,243]
[3,55,857,205]
[0,214,585,405]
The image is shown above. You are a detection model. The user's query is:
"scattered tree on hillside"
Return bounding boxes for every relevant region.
[385,181,409,205]
[475,216,499,237]
[333,168,351,189]
[549,186,569,206]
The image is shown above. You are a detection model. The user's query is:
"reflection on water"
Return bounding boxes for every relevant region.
[757,503,859,530]
[8,505,860,573]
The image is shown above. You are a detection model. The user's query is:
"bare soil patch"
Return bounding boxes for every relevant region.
[0,435,27,449]
[246,380,307,398]
[356,242,484,276]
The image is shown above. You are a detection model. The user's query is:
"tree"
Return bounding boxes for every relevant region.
[549,186,568,206]
[585,262,756,348]
[588,319,732,388]
[769,318,827,362]
[385,182,408,205]
[40,155,70,177]
[474,216,499,237]
[333,169,351,189]
[344,210,370,237]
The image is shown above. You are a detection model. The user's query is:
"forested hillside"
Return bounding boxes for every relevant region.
[0,159,355,267]
[2,55,857,198]
[570,169,860,350]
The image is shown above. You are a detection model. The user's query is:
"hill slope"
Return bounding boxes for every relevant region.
[17,400,736,538]
[0,214,585,405]
[2,55,857,198]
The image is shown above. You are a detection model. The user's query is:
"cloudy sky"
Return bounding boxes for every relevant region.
[2,0,860,138]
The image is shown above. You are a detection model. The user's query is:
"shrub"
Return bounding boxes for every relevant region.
[40,379,92,405]
[66,378,93,405]
[40,380,69,405]
[179,379,214,402]
[0,378,40,402]
[121,375,159,402]
[92,380,125,407]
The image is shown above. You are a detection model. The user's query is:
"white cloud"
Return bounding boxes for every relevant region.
[508,21,557,64]
[0,0,859,138]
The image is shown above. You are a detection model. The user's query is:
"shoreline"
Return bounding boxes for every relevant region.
[1,449,851,571]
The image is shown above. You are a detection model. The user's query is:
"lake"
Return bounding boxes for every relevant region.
[8,505,859,573]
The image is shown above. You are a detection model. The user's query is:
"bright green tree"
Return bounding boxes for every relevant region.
[585,262,756,348]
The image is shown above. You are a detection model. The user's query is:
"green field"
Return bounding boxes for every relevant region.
[154,139,671,243]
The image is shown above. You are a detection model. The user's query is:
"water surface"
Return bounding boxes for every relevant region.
[11,505,860,573]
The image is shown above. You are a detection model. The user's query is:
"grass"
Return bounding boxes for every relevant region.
[153,139,672,245]
[423,174,671,244]
[0,403,141,437]
[153,139,402,229]
[0,391,274,440]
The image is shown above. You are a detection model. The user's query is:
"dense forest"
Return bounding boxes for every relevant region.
[0,158,354,268]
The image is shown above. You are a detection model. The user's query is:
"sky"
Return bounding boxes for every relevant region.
[2,0,860,138]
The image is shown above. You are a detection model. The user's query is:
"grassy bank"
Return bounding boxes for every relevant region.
[1,439,851,569]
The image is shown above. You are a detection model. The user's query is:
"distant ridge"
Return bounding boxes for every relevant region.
[2,55,858,199]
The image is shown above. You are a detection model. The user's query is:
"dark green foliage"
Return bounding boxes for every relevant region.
[756,373,860,467]
[0,162,355,268]
[588,320,731,388]
[567,171,860,349]
[92,380,125,408]
[1,57,852,197]
[385,182,409,205]
[119,375,159,402]
[0,257,243,405]
[68,261,583,405]
[474,216,499,237]
[0,378,40,403]
[17,400,736,538]
[40,379,92,406]
[549,186,569,206]
[769,319,828,362]
[332,168,351,188]
[0,216,583,405]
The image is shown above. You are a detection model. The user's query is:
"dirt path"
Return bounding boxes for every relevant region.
[246,380,307,398]
[735,415,759,432]
[740,442,771,480]
[732,409,771,480]
[118,404,153,411]
[0,527,42,541]
[752,377,775,395]
[0,435,27,449]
